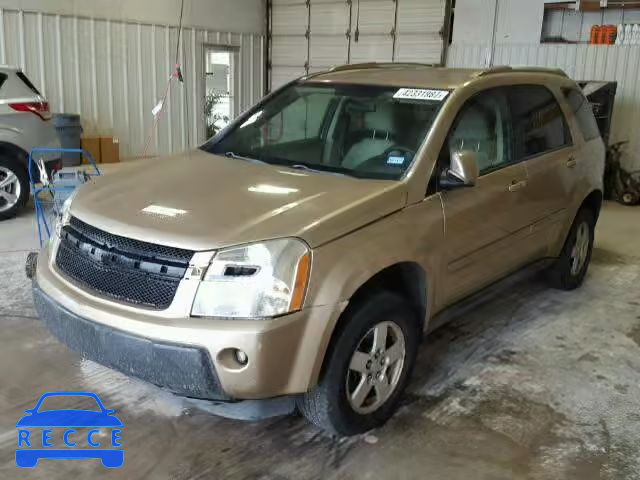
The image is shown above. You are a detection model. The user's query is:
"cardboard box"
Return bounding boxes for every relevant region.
[80,136,101,165]
[100,137,120,164]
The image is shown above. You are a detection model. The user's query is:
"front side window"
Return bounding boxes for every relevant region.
[202,83,447,180]
[509,85,572,160]
[445,88,512,175]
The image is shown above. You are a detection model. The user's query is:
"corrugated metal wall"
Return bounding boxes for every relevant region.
[0,8,264,158]
[448,43,640,170]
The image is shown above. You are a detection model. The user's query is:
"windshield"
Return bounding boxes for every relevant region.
[201,83,448,180]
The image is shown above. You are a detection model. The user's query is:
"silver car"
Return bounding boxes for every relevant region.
[0,66,60,220]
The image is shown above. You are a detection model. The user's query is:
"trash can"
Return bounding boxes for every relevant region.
[53,114,83,166]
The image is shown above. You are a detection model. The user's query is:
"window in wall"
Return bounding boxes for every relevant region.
[509,86,572,160]
[205,47,233,139]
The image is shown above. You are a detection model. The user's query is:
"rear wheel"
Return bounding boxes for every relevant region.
[0,156,28,220]
[298,291,419,436]
[547,208,595,290]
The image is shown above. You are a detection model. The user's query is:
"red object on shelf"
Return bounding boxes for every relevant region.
[590,25,602,44]
[604,25,617,45]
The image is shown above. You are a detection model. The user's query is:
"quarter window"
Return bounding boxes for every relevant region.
[509,86,572,160]
[563,89,601,142]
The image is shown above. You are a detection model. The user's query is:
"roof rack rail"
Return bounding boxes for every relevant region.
[317,62,439,73]
[476,66,568,78]
[303,62,438,80]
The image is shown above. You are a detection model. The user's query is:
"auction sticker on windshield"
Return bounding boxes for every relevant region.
[393,88,449,101]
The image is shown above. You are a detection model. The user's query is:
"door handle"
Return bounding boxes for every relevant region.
[566,157,577,168]
[508,180,527,192]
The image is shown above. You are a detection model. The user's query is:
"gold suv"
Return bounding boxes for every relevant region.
[33,64,604,435]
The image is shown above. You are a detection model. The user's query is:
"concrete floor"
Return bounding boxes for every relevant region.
[1,200,639,479]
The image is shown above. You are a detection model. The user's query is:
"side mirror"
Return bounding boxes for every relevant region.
[440,150,479,189]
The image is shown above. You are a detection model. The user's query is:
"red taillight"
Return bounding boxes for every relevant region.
[9,101,51,121]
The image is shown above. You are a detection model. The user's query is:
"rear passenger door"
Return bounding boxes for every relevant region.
[508,85,575,251]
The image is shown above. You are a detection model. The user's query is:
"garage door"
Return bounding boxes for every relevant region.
[269,0,449,90]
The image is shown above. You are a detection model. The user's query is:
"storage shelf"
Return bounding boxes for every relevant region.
[545,1,640,10]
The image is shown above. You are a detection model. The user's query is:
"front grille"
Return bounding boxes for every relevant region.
[69,216,193,263]
[55,217,194,309]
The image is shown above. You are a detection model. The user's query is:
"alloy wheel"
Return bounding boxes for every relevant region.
[346,321,406,415]
[0,166,21,213]
[570,221,590,276]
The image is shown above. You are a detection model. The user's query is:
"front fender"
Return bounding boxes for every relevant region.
[303,202,443,386]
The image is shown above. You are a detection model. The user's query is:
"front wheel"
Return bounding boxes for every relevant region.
[547,208,595,290]
[298,291,419,436]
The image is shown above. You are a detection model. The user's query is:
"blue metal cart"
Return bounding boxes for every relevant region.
[28,147,101,248]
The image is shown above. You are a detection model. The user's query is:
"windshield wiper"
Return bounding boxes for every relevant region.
[289,164,347,177]
[224,151,266,165]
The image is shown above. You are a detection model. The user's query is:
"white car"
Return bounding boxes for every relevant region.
[0,66,61,220]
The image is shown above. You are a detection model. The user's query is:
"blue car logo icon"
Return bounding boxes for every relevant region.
[16,391,123,468]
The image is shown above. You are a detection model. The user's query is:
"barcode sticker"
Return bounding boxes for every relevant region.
[393,88,449,101]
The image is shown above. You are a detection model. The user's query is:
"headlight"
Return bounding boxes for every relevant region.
[191,238,311,319]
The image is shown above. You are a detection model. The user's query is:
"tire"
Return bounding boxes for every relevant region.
[547,208,595,290]
[298,291,419,436]
[0,155,29,221]
[25,252,38,279]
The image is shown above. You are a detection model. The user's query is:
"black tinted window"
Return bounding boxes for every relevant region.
[564,89,601,141]
[509,86,571,160]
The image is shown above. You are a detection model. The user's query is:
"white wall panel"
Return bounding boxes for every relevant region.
[395,0,446,63]
[0,8,264,158]
[310,35,348,70]
[350,34,393,63]
[270,0,448,90]
[0,0,265,34]
[270,0,308,86]
[448,42,640,170]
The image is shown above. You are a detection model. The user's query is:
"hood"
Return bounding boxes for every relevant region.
[70,150,407,250]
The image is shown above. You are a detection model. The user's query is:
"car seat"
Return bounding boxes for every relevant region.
[342,104,396,170]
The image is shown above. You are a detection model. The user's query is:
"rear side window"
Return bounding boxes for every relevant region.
[16,71,41,95]
[563,89,601,141]
[0,73,7,90]
[509,85,572,160]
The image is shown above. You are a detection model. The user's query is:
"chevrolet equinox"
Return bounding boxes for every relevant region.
[32,64,604,435]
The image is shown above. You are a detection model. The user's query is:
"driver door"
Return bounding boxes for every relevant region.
[438,87,532,304]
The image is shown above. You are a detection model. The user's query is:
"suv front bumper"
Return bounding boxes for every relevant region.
[34,242,344,400]
[33,285,231,400]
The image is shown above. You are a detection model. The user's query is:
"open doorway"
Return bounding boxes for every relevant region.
[204,46,233,139]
